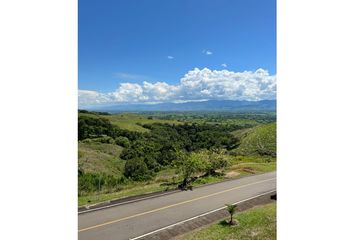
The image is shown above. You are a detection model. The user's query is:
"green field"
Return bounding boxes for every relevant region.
[145,112,276,125]
[179,203,276,240]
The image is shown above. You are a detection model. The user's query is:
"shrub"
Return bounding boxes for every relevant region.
[174,151,206,189]
[124,158,152,181]
[225,204,238,225]
[115,136,130,147]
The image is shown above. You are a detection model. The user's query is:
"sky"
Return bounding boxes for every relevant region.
[79,0,276,106]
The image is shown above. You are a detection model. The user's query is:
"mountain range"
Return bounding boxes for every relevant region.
[83,100,276,113]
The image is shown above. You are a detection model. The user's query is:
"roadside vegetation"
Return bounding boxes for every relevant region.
[78,110,276,206]
[179,203,276,240]
[225,204,238,225]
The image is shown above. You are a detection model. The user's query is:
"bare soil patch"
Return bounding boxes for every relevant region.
[225,171,240,178]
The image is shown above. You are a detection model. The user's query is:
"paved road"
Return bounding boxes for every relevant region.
[78,172,276,240]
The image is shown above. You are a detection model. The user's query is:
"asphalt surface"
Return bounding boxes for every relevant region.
[78,171,276,240]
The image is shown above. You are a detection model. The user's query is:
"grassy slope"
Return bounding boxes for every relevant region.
[78,167,179,206]
[190,118,259,127]
[180,203,276,240]
[105,113,181,132]
[79,112,181,132]
[232,123,276,156]
[78,142,125,176]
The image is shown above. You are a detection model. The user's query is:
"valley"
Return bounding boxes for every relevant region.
[78,110,276,207]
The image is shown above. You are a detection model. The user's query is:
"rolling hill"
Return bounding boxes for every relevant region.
[232,123,276,157]
[79,112,181,133]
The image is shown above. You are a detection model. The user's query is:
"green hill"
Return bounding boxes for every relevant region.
[79,112,181,132]
[232,123,276,157]
[105,113,181,132]
[78,142,125,176]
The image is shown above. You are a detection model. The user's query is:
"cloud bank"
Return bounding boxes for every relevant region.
[79,68,276,106]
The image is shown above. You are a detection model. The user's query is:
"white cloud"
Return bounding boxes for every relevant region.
[167,56,174,59]
[79,68,276,106]
[202,49,213,55]
[221,63,227,68]
[108,83,146,102]
[78,90,111,106]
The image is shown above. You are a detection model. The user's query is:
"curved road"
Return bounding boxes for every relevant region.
[78,171,276,240]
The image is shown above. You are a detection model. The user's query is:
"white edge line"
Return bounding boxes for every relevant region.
[78,191,178,214]
[129,189,276,240]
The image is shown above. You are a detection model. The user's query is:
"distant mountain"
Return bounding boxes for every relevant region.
[83,100,276,113]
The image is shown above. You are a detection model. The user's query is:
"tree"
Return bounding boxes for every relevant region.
[174,151,205,190]
[158,144,178,165]
[225,204,238,225]
[124,158,152,181]
[203,149,229,176]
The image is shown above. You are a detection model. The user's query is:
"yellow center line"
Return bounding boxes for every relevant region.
[78,177,275,233]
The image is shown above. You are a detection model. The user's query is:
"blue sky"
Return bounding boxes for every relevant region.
[79,0,276,106]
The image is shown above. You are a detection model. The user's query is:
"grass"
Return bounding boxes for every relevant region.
[146,112,274,127]
[79,112,181,132]
[189,118,259,127]
[78,182,169,206]
[78,158,276,207]
[105,113,181,132]
[232,123,276,156]
[226,155,276,177]
[78,142,125,176]
[229,155,275,164]
[229,162,276,174]
[179,203,276,240]
[78,167,180,206]
[231,128,253,139]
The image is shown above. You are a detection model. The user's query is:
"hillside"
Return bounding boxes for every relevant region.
[79,112,181,133]
[232,123,276,157]
[78,111,276,205]
[78,142,125,176]
[104,113,181,132]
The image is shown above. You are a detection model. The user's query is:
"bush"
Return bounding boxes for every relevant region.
[174,151,206,189]
[203,149,229,175]
[115,136,130,147]
[78,172,101,194]
[124,158,152,181]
